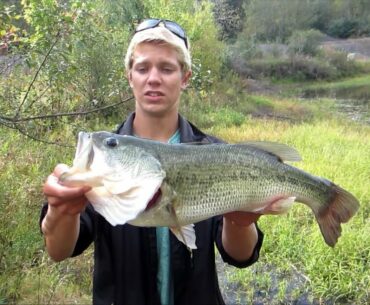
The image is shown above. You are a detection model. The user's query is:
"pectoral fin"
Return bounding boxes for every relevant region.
[170,225,197,250]
[165,199,197,250]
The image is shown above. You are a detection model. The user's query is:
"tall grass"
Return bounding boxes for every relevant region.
[208,118,370,304]
[0,128,93,303]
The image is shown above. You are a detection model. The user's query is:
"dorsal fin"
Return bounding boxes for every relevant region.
[242,141,302,162]
[179,140,301,162]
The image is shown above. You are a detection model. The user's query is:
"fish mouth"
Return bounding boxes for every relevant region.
[59,132,94,185]
[74,132,94,170]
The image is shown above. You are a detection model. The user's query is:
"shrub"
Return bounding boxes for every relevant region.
[231,45,361,81]
[327,18,360,38]
[287,29,324,56]
[320,50,358,77]
[245,56,338,81]
[212,0,245,42]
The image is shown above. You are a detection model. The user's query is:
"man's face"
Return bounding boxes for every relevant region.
[128,42,191,117]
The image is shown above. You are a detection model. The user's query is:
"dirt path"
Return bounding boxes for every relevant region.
[321,37,370,59]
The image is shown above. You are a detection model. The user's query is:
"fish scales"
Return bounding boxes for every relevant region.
[147,143,331,224]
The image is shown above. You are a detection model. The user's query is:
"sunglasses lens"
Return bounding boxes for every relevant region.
[164,21,188,48]
[164,21,186,39]
[134,19,188,48]
[135,19,160,32]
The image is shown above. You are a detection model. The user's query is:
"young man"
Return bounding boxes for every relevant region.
[41,19,264,305]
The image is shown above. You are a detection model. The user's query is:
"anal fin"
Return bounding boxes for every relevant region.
[255,196,296,215]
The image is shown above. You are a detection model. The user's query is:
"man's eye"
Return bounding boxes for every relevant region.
[136,67,147,73]
[162,67,174,73]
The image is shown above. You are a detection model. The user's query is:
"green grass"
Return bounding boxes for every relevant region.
[208,118,370,304]
[0,128,93,303]
[302,74,370,91]
[278,73,370,99]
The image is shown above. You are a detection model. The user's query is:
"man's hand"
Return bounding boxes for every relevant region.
[41,164,91,261]
[43,164,91,216]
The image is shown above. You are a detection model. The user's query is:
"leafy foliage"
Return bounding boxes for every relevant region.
[243,0,317,43]
[211,0,246,42]
[0,0,225,144]
[242,0,370,42]
[328,18,361,38]
[287,29,324,56]
[1,0,135,144]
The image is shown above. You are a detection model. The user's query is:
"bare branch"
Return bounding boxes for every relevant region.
[24,84,51,112]
[13,30,61,119]
[0,121,74,147]
[1,118,72,146]
[0,118,17,130]
[1,96,134,123]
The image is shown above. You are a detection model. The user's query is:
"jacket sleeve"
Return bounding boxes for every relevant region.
[214,216,264,268]
[39,203,95,257]
[71,204,95,256]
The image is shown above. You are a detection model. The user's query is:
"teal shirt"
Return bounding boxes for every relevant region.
[156,129,180,305]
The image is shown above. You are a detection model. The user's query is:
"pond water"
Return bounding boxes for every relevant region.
[302,85,370,124]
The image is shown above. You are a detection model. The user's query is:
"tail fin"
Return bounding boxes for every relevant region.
[315,185,359,247]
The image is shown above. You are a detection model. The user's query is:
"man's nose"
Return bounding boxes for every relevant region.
[147,68,161,85]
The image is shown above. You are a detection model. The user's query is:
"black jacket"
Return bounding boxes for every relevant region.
[41,113,264,305]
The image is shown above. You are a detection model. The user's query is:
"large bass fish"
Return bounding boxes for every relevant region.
[60,131,360,249]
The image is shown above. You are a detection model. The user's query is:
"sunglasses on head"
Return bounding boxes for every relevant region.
[135,18,188,49]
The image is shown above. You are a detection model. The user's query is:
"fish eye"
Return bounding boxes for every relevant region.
[105,137,118,148]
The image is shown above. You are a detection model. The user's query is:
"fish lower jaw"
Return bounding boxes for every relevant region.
[59,171,104,188]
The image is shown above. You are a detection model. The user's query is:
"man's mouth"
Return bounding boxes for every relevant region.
[145,91,164,97]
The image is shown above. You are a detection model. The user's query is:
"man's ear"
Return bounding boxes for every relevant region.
[181,70,192,90]
[127,71,133,88]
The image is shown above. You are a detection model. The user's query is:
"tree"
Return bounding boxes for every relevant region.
[243,0,317,42]
[212,0,246,42]
[0,0,133,145]
[0,0,225,145]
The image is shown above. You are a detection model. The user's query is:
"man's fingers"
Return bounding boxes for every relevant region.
[53,163,71,178]
[44,182,91,200]
[43,171,91,200]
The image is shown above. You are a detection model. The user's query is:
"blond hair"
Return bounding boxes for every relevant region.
[124,26,191,74]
